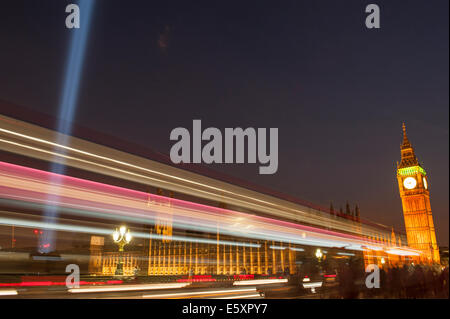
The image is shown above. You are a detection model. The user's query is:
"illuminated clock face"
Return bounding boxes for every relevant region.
[403,177,417,190]
[423,177,428,189]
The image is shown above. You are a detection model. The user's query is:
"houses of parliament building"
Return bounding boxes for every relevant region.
[88,124,442,277]
[0,113,442,278]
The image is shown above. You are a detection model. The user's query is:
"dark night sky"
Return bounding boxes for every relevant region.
[0,1,448,245]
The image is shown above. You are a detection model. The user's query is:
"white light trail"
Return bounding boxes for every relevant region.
[386,249,420,256]
[143,288,257,298]
[233,279,288,286]
[69,282,190,293]
[0,216,260,248]
[303,282,323,288]
[0,122,402,243]
[0,289,18,296]
[212,293,262,299]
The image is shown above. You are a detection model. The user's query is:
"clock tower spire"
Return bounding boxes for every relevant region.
[399,123,419,168]
[396,123,440,263]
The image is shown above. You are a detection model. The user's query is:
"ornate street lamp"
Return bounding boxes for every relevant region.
[112,225,132,276]
[315,248,323,259]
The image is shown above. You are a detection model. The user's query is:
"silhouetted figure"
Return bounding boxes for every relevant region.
[379,268,388,298]
[439,266,449,298]
[415,265,426,298]
[425,267,435,297]
[400,265,411,298]
[390,266,402,298]
[337,264,358,299]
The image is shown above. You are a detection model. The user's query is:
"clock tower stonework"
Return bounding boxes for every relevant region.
[396,123,440,263]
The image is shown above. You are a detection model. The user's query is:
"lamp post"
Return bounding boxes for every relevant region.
[112,226,132,276]
[315,248,323,260]
[315,248,324,276]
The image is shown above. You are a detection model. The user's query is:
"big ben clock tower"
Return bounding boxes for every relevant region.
[397,123,440,263]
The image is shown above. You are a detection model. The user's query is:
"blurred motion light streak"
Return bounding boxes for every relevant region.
[0,122,403,243]
[233,278,288,285]
[0,289,18,296]
[69,282,190,293]
[0,160,422,254]
[386,248,420,256]
[0,216,259,248]
[212,293,262,299]
[303,282,323,288]
[142,288,257,298]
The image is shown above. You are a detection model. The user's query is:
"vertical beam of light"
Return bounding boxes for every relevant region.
[40,0,95,253]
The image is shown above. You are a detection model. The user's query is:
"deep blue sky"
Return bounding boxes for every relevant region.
[0,0,448,245]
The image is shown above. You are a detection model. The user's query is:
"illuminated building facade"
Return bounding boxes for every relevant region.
[0,113,421,278]
[397,124,440,263]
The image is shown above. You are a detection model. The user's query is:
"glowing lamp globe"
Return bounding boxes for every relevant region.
[315,249,323,259]
[125,232,132,243]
